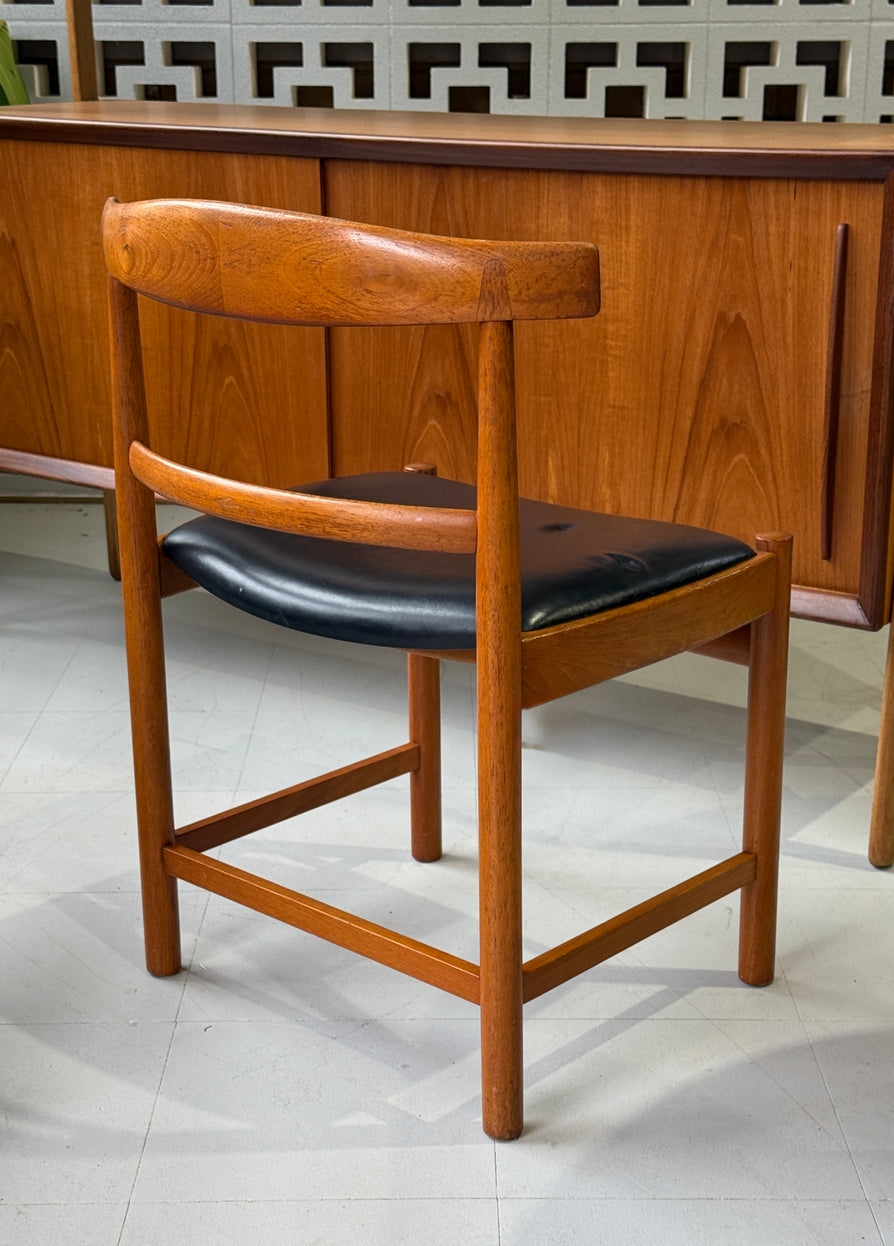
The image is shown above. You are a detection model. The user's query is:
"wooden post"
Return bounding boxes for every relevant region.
[869,621,894,868]
[476,318,524,1141]
[65,0,98,104]
[408,653,443,862]
[738,533,792,986]
[109,275,181,977]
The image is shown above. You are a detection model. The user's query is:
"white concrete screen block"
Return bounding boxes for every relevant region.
[2,0,890,120]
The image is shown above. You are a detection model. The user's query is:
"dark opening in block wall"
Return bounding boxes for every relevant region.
[100,40,217,100]
[796,40,844,96]
[254,41,373,104]
[409,43,462,98]
[254,42,303,97]
[882,41,894,97]
[11,39,59,95]
[169,42,217,96]
[636,42,687,98]
[605,84,645,117]
[408,43,531,111]
[478,44,531,99]
[101,40,145,96]
[449,85,490,112]
[762,83,800,120]
[563,42,686,113]
[565,44,617,99]
[323,44,374,98]
[722,42,773,98]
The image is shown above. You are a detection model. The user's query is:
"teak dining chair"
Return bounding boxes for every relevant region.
[104,197,791,1141]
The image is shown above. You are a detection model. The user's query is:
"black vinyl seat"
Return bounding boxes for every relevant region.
[163,470,755,650]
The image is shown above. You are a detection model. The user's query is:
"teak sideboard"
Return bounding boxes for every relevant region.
[3,102,894,866]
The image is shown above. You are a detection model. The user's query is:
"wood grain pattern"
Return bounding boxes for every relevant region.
[106,191,792,1138]
[0,139,328,484]
[325,161,883,620]
[1,115,889,625]
[862,173,894,629]
[65,0,98,103]
[164,844,482,1003]
[521,549,777,708]
[129,440,478,552]
[175,744,418,853]
[104,197,599,326]
[0,210,65,460]
[475,318,524,1140]
[869,617,894,868]
[523,853,756,1002]
[0,448,114,491]
[108,276,181,977]
[738,533,792,985]
[6,103,894,180]
[408,653,442,862]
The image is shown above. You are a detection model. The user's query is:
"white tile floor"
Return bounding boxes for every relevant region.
[1,493,893,1246]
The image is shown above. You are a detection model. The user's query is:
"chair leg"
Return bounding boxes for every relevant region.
[119,508,181,977]
[125,588,182,977]
[868,621,894,869]
[477,654,524,1141]
[408,653,442,862]
[738,534,792,987]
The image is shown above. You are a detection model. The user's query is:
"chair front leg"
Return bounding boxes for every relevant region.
[477,654,524,1140]
[408,652,442,862]
[738,534,792,987]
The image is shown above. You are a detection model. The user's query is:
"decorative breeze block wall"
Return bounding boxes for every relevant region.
[4,0,894,122]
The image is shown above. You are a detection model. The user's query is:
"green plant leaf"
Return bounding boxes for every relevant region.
[0,20,30,106]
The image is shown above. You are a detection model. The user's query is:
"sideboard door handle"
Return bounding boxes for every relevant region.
[822,222,849,562]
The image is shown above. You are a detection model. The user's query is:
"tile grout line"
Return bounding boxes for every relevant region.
[493,1138,502,1245]
[785,954,879,1220]
[116,1015,181,1246]
[230,641,278,800]
[801,1014,884,1228]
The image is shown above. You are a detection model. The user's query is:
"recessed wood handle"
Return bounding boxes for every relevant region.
[821,222,849,561]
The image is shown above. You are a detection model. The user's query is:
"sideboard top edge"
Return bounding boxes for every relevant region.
[3,103,894,179]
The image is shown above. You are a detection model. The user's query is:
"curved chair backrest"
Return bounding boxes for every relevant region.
[104,197,600,556]
[102,198,600,328]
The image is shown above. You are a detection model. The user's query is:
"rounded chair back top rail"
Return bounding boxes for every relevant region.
[102,197,601,327]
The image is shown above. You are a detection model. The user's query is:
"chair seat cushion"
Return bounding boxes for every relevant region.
[161,472,754,649]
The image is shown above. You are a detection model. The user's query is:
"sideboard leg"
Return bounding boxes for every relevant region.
[102,489,122,581]
[869,622,894,868]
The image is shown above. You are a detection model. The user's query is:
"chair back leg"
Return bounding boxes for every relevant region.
[124,581,181,977]
[738,533,792,986]
[116,473,181,976]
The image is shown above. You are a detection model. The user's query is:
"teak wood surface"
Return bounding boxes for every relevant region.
[7,101,894,178]
[0,106,886,622]
[4,102,894,868]
[325,162,882,626]
[64,0,98,103]
[106,196,792,1139]
[1,136,328,486]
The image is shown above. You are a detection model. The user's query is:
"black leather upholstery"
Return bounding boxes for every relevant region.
[162,472,754,649]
